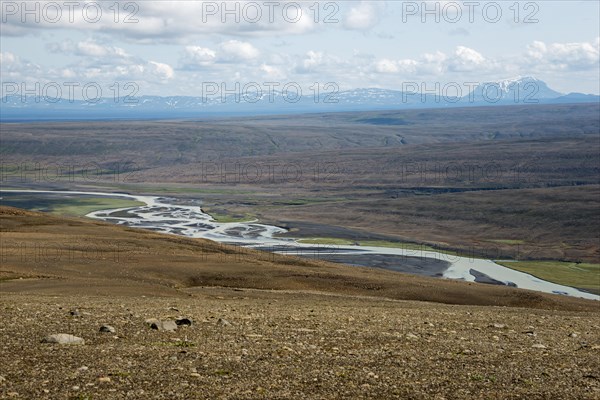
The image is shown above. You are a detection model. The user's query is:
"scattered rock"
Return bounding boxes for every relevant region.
[524,326,535,333]
[99,325,116,333]
[41,334,85,345]
[532,344,547,349]
[77,366,89,373]
[490,323,507,329]
[70,309,81,317]
[98,376,111,383]
[150,320,177,332]
[569,332,579,338]
[406,333,419,340]
[175,318,193,326]
[217,318,231,326]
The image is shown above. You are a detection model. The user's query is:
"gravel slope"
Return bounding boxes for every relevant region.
[1,288,599,399]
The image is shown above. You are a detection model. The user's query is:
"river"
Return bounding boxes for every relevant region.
[1,189,597,300]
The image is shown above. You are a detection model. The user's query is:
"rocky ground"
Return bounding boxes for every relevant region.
[1,288,599,400]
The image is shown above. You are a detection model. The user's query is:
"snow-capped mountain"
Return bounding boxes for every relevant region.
[463,76,563,104]
[1,77,597,121]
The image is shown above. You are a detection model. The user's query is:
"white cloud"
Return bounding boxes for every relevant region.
[296,51,324,73]
[448,46,486,72]
[0,1,323,43]
[526,38,599,70]
[260,64,286,80]
[375,58,418,74]
[76,41,112,57]
[48,40,130,59]
[344,1,383,30]
[0,52,18,66]
[149,61,174,80]
[60,68,76,79]
[375,59,398,73]
[181,46,217,68]
[219,40,259,62]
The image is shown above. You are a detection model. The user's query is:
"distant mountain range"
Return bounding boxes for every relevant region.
[1,76,598,121]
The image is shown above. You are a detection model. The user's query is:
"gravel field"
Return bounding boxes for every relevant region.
[1,288,599,400]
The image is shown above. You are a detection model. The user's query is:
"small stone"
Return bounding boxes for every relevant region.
[405,333,419,340]
[532,344,547,349]
[523,326,535,334]
[98,376,111,383]
[175,318,193,326]
[77,366,89,373]
[490,323,507,329]
[99,325,116,333]
[71,385,80,391]
[0,375,6,383]
[150,320,177,332]
[569,333,579,338]
[190,373,201,378]
[217,318,231,326]
[70,309,81,317]
[42,334,85,345]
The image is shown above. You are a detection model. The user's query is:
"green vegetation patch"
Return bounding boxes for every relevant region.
[206,211,255,223]
[297,237,356,245]
[498,261,600,295]
[0,194,143,217]
[47,198,144,216]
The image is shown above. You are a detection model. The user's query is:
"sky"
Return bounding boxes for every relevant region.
[1,0,599,99]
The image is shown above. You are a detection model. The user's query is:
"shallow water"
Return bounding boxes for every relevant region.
[2,189,597,300]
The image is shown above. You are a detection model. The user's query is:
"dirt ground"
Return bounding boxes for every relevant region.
[1,289,599,400]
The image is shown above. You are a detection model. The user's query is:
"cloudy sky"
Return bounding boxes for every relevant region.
[1,0,599,98]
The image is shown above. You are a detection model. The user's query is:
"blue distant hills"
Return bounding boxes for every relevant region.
[1,76,598,121]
